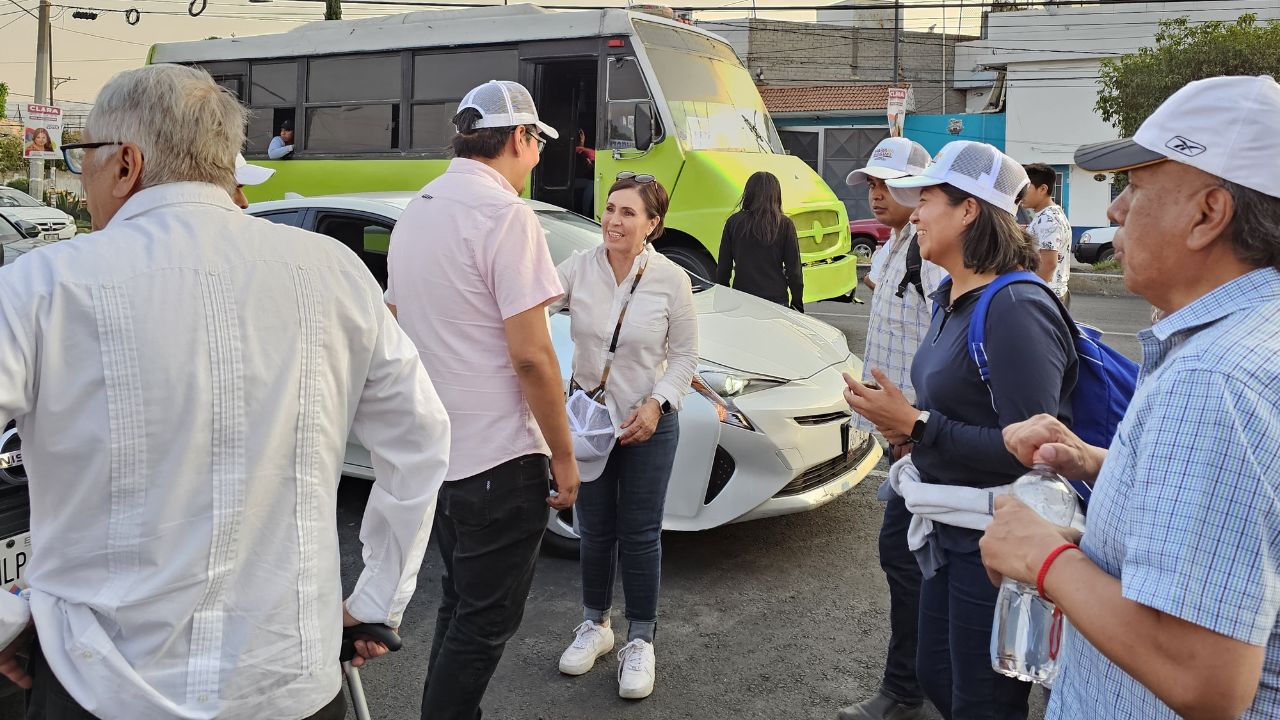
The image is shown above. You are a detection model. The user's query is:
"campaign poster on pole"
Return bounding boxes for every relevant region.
[886,87,911,138]
[23,104,63,160]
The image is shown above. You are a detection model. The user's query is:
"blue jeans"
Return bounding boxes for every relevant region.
[916,548,1030,720]
[576,412,679,643]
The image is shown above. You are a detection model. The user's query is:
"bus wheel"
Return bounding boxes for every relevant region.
[659,243,716,281]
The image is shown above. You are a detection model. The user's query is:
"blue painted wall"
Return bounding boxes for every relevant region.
[774,112,1007,154]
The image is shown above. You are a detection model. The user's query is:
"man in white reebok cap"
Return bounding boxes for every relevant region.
[385,80,579,720]
[837,136,940,720]
[982,75,1280,719]
[231,152,274,208]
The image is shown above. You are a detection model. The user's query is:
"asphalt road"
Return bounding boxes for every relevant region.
[0,291,1152,720]
[329,292,1152,720]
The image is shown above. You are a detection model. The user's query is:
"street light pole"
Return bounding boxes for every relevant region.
[28,0,51,200]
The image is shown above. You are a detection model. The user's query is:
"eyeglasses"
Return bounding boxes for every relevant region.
[616,171,656,184]
[521,126,547,154]
[61,141,125,175]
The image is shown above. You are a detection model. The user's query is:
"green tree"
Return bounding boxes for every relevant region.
[0,81,8,119]
[0,135,23,175]
[324,0,340,21]
[1096,14,1280,137]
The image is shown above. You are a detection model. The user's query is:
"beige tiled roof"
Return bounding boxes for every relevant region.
[759,84,892,114]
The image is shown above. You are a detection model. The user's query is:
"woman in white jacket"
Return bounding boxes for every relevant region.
[549,173,698,701]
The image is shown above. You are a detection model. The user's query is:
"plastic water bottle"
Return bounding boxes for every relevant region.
[990,464,1079,686]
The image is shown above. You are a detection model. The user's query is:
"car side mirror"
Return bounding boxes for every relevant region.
[634,103,654,153]
[14,220,40,239]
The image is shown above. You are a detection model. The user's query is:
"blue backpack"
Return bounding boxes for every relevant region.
[966,271,1139,506]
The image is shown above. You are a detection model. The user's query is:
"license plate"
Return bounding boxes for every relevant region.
[41,233,59,242]
[1,532,30,592]
[0,449,20,469]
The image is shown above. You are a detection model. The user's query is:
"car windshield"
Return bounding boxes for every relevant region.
[533,207,712,292]
[0,189,43,208]
[635,20,783,155]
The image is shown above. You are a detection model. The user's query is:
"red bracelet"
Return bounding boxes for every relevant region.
[1036,543,1080,602]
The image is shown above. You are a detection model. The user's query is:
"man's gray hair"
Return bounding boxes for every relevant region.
[1222,180,1280,271]
[87,64,247,191]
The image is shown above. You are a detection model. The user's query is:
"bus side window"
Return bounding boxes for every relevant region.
[606,57,654,152]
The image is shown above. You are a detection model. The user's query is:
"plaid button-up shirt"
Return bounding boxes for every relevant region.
[1049,267,1280,719]
[853,224,946,433]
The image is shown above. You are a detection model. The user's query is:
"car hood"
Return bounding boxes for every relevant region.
[1,207,70,224]
[691,285,849,380]
[550,285,850,382]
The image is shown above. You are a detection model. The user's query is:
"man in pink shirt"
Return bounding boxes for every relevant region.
[386,80,580,720]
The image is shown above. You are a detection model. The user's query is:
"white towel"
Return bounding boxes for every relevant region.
[888,455,1085,551]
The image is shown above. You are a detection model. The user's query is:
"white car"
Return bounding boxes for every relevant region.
[0,187,78,241]
[247,192,882,552]
[1074,226,1117,264]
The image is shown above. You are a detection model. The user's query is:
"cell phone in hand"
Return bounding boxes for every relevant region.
[548,474,559,498]
[861,380,881,391]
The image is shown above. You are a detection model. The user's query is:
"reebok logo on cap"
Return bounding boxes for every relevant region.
[1165,136,1207,157]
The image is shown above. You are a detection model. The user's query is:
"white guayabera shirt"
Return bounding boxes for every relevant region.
[0,183,451,720]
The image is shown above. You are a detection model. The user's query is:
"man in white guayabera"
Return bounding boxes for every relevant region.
[0,64,451,719]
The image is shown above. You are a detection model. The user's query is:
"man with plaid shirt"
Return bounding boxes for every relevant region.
[837,137,944,720]
[983,75,1280,719]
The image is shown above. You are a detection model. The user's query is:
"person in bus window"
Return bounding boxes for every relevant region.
[716,171,804,312]
[269,119,294,159]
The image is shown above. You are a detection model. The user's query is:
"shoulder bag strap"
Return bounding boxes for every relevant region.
[588,254,650,397]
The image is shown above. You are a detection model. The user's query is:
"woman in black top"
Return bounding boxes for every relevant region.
[716,171,804,312]
[844,142,1077,720]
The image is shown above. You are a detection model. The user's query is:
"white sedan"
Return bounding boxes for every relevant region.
[247,192,882,552]
[0,187,77,241]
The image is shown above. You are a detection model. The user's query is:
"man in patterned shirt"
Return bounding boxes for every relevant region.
[837,137,944,720]
[982,75,1280,719]
[1023,163,1073,306]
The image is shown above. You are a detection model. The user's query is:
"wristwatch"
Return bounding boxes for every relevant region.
[909,410,931,444]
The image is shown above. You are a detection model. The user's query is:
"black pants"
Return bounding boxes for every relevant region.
[878,493,926,705]
[24,637,346,719]
[421,454,550,720]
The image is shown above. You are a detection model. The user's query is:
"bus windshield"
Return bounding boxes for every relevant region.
[635,21,782,155]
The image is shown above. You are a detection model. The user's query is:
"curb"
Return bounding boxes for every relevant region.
[1070,272,1133,297]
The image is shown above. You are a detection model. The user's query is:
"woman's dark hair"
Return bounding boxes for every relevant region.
[608,176,669,241]
[937,183,1039,274]
[737,171,785,246]
[449,107,538,160]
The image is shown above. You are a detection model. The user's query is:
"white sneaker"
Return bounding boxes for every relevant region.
[616,639,655,700]
[559,621,615,676]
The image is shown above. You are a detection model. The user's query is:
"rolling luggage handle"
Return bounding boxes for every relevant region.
[341,623,402,720]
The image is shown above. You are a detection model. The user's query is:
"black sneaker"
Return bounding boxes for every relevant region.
[836,692,928,720]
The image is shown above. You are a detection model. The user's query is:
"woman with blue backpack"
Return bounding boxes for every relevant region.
[845,140,1081,720]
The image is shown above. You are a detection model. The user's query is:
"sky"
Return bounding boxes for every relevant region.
[0,0,985,113]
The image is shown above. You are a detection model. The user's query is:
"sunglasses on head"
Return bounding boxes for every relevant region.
[616,171,656,184]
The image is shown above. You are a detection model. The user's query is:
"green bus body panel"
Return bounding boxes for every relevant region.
[242,150,855,302]
[662,150,853,302]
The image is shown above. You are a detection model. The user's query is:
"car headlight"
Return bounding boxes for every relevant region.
[696,362,786,398]
[1080,232,1092,244]
[691,363,785,432]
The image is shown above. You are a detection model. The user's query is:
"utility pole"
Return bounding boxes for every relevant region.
[28,0,51,200]
[891,0,900,86]
[941,0,947,114]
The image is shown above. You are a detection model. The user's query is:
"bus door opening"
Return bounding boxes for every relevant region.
[530,59,598,218]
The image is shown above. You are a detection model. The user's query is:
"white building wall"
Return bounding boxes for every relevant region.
[955,1,1280,230]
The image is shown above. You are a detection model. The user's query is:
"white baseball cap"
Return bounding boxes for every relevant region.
[846,137,931,186]
[566,390,615,482]
[886,140,1029,216]
[235,153,275,186]
[1075,75,1280,199]
[457,80,559,139]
